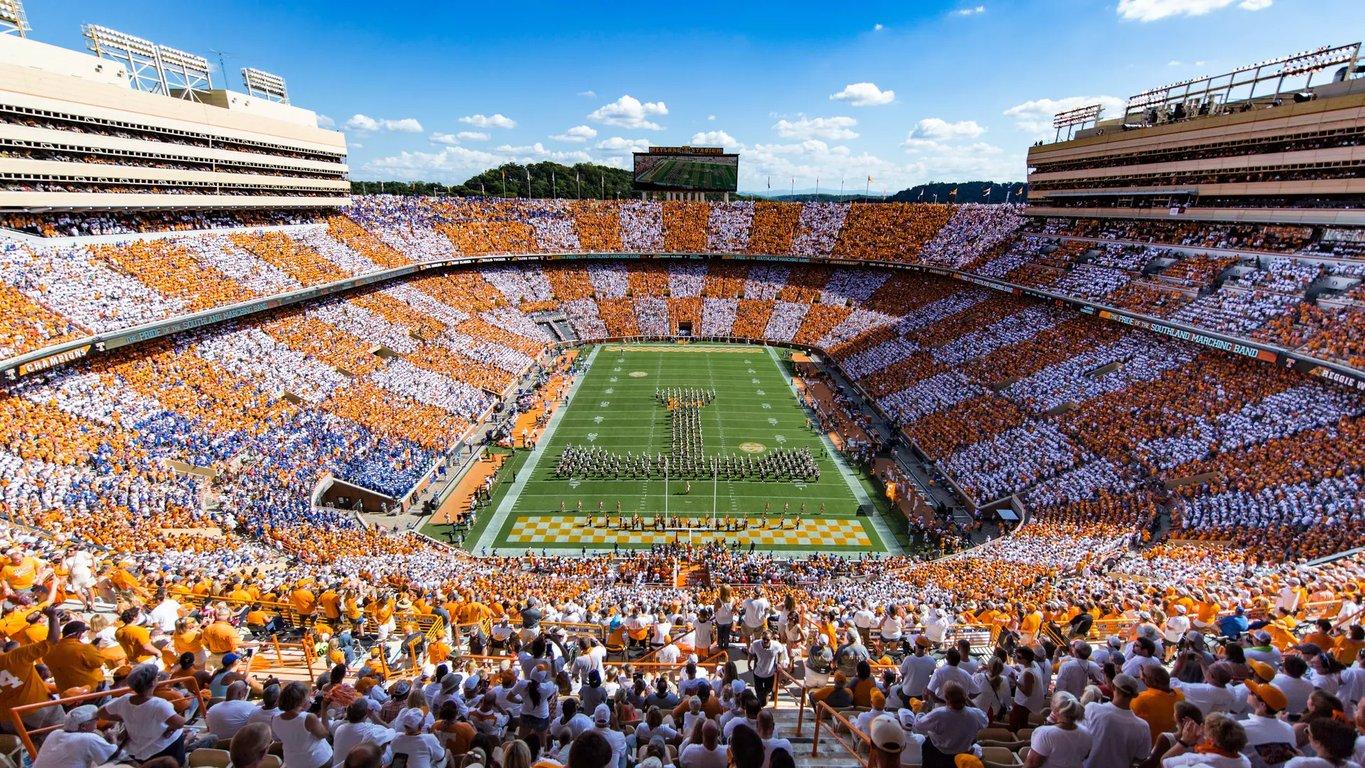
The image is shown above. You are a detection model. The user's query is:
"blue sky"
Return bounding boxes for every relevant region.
[29,0,1360,193]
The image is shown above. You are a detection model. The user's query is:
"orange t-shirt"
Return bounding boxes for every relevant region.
[1,557,42,591]
[0,639,57,710]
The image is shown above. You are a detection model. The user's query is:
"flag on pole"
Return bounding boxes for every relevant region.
[949,186,959,199]
[981,185,992,197]
[766,177,771,189]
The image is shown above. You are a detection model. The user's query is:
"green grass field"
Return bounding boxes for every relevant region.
[463,343,889,553]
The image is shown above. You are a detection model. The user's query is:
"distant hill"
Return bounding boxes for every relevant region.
[351,161,635,199]
[888,181,1027,204]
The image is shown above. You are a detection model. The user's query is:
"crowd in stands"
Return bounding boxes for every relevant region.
[8,196,1365,371]
[1,198,1365,768]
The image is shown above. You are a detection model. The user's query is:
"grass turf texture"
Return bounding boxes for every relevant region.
[478,342,885,553]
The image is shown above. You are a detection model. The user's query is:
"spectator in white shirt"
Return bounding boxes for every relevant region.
[1056,643,1102,700]
[32,705,117,768]
[207,681,259,741]
[913,682,988,766]
[1270,656,1316,718]
[331,699,395,768]
[927,648,978,701]
[679,720,727,768]
[748,631,787,705]
[1083,674,1152,768]
[1026,692,1093,768]
[1174,662,1240,717]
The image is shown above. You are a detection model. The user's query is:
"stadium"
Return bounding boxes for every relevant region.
[0,3,1363,768]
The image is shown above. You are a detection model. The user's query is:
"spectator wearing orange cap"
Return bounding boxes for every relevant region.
[1240,678,1295,764]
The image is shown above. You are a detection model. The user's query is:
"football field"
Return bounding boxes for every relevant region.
[474,343,887,553]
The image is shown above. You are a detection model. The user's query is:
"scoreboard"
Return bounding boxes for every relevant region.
[633,146,739,193]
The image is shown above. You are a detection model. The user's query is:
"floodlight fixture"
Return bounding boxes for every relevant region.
[157,44,212,99]
[241,67,288,103]
[83,24,166,95]
[1052,103,1104,142]
[1125,42,1362,122]
[0,0,29,37]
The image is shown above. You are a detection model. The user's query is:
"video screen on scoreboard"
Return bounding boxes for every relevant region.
[633,147,739,192]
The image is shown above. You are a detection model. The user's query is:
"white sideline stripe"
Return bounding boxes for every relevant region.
[472,344,602,554]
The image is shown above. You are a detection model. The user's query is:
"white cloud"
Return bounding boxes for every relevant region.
[772,116,859,141]
[1116,0,1271,22]
[459,113,517,130]
[316,114,336,129]
[873,22,885,30]
[707,114,716,121]
[587,95,669,130]
[952,5,986,16]
[551,125,598,142]
[596,136,650,154]
[1167,59,1208,67]
[910,117,985,141]
[364,146,506,181]
[578,90,597,99]
[829,82,896,107]
[429,132,461,146]
[1002,95,1125,135]
[345,114,424,133]
[363,141,594,183]
[457,131,489,141]
[495,142,593,164]
[690,130,737,146]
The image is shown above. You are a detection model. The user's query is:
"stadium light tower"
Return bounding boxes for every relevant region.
[0,0,29,37]
[241,66,289,103]
[84,24,167,95]
[157,44,212,100]
[1052,103,1105,142]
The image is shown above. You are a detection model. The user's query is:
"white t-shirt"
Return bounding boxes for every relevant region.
[763,737,794,767]
[1082,702,1151,768]
[680,743,728,768]
[1284,759,1361,768]
[32,730,118,768]
[331,722,395,767]
[1162,753,1250,768]
[207,699,259,740]
[743,598,770,629]
[391,732,446,768]
[1030,725,1093,768]
[105,694,182,760]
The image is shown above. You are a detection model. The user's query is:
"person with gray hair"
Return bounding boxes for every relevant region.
[96,663,187,765]
[31,705,117,768]
[1025,692,1092,768]
[229,722,275,768]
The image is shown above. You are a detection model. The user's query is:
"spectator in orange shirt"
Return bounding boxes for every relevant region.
[199,609,241,669]
[114,608,159,665]
[0,605,61,735]
[1131,664,1184,744]
[43,620,108,693]
[0,549,49,602]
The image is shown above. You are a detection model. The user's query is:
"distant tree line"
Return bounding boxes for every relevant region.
[351,162,636,199]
